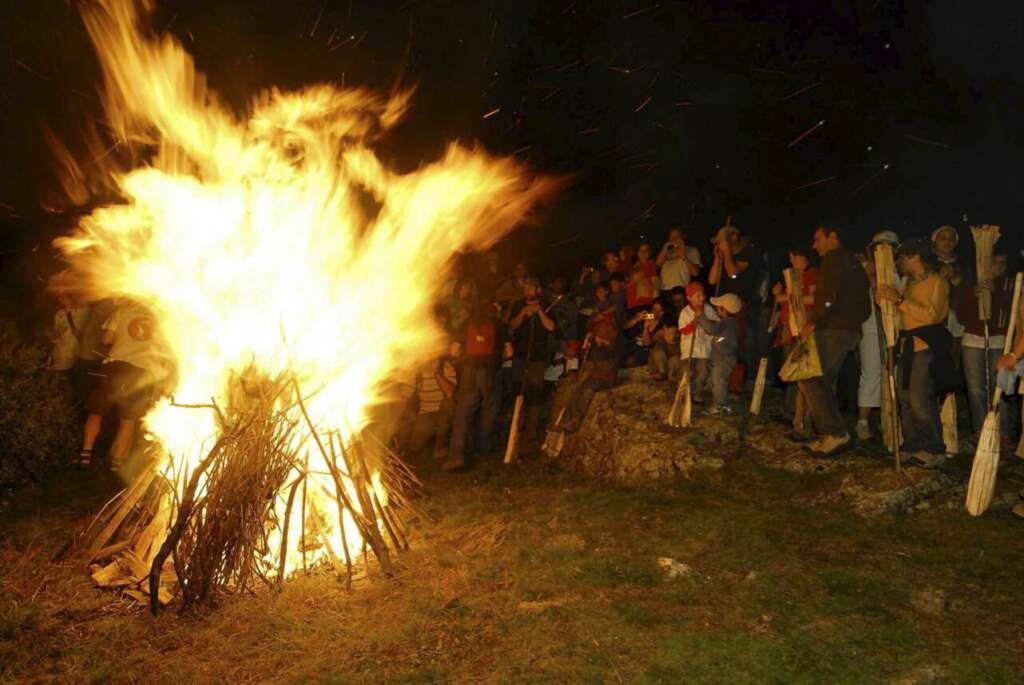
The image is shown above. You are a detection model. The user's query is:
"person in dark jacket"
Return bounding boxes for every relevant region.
[796,222,871,457]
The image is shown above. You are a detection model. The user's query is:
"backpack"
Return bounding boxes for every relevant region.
[465,320,496,357]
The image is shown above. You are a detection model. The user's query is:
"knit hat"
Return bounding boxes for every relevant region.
[710,293,742,315]
[870,230,900,245]
[930,225,958,245]
[685,281,705,297]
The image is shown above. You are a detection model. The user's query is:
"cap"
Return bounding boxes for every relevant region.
[710,293,742,314]
[931,225,958,245]
[871,230,900,245]
[685,281,705,297]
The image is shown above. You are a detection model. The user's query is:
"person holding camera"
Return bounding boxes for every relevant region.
[657,227,702,293]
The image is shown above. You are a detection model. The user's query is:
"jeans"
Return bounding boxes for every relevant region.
[798,328,862,438]
[962,346,1008,435]
[686,358,710,403]
[648,347,682,381]
[448,366,498,460]
[710,354,737,407]
[898,349,945,454]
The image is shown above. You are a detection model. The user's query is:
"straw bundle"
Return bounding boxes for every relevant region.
[873,242,903,466]
[971,225,1001,321]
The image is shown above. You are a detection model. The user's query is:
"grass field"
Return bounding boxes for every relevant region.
[2,452,1023,684]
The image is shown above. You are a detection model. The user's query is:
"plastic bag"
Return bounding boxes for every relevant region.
[779,334,823,382]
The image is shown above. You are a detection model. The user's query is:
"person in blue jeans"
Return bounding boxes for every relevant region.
[701,293,742,415]
[957,249,1014,438]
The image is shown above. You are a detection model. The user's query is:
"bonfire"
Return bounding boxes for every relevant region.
[50,0,554,611]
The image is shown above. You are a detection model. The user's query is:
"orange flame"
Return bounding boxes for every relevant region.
[54,0,554,575]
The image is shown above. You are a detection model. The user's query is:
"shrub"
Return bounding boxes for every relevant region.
[0,320,79,490]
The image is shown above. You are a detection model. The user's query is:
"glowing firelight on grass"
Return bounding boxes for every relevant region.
[52,0,554,583]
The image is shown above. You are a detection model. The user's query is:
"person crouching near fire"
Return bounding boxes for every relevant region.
[876,238,955,467]
[700,293,742,415]
[677,281,717,404]
[77,298,172,472]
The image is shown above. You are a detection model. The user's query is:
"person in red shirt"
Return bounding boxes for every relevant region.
[626,243,659,310]
[771,247,818,434]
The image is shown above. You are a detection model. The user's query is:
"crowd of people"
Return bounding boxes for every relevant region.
[405,222,1024,511]
[46,221,1024,519]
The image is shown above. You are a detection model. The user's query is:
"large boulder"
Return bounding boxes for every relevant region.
[553,367,1024,516]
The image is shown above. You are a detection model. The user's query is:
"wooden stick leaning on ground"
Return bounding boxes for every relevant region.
[966,271,1022,516]
[783,267,809,432]
[504,295,562,464]
[541,343,594,458]
[749,300,780,416]
[873,242,903,471]
[667,312,699,427]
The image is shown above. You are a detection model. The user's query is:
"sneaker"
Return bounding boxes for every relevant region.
[807,433,852,458]
[705,406,722,416]
[855,420,872,441]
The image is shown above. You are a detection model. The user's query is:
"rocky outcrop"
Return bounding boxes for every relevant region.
[554,367,1024,516]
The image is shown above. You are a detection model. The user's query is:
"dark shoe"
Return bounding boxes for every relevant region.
[908,451,946,469]
[788,431,813,444]
[441,457,465,472]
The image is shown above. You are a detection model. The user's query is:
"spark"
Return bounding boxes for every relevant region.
[511,145,532,155]
[794,175,837,190]
[578,128,600,135]
[787,119,826,148]
[623,4,659,19]
[309,4,324,37]
[540,88,561,102]
[13,59,50,81]
[482,108,501,119]
[675,101,694,107]
[850,164,890,197]
[634,95,652,112]
[351,31,366,49]
[561,0,577,14]
[904,133,952,149]
[780,81,823,101]
[608,66,634,75]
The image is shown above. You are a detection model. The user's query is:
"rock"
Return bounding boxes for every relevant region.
[745,571,758,582]
[838,469,960,515]
[544,534,586,552]
[911,587,946,616]
[657,557,693,579]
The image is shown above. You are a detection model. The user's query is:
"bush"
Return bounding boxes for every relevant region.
[0,320,79,489]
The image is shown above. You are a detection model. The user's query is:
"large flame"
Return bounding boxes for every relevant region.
[54,0,553,577]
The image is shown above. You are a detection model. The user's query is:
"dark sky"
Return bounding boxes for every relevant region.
[2,0,1023,279]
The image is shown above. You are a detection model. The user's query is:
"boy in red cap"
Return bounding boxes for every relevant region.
[677,281,718,403]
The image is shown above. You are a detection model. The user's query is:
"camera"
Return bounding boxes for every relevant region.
[643,312,656,320]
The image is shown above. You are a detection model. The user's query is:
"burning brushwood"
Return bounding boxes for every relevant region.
[53,0,554,608]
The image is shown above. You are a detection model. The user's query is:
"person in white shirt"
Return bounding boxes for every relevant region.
[657,228,702,293]
[677,281,718,403]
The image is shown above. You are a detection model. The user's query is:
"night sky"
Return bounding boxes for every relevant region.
[2,0,1023,286]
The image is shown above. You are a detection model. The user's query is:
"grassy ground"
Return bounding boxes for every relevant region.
[2,451,1023,684]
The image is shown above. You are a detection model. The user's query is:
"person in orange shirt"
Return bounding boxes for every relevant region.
[876,238,951,466]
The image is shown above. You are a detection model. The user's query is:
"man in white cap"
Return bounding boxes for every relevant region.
[699,293,742,415]
[854,230,900,441]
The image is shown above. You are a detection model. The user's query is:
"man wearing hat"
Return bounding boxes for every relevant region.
[508,277,557,446]
[876,237,954,466]
[931,224,970,363]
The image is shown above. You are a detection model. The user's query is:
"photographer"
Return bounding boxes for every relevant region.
[657,227,702,293]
